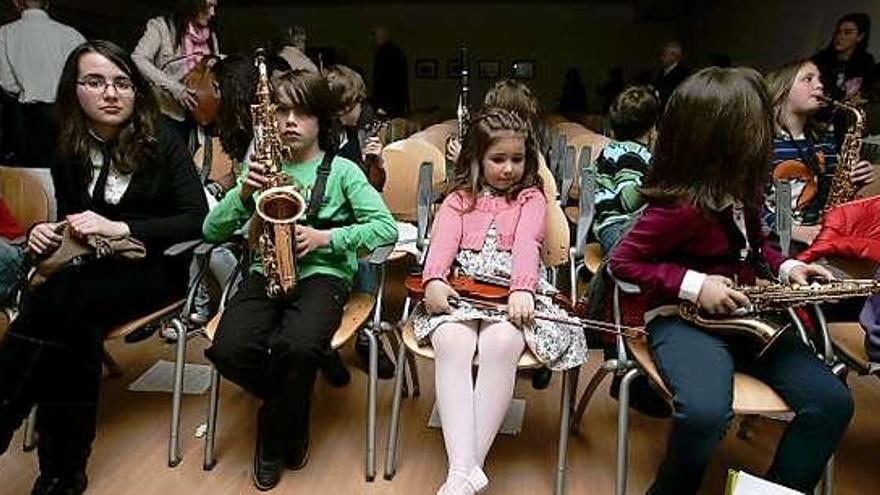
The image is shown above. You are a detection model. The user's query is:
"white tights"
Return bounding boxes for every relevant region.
[431,320,525,495]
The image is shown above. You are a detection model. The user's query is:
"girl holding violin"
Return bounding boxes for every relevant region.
[412,107,585,495]
[763,59,875,250]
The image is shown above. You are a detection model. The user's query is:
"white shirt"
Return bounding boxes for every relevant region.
[88,146,132,205]
[0,9,85,103]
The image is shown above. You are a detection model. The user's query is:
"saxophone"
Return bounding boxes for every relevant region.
[821,95,865,212]
[680,279,880,356]
[456,43,470,140]
[251,50,306,298]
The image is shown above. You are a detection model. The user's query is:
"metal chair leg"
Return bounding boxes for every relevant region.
[364,325,379,482]
[384,338,408,480]
[822,456,834,495]
[572,364,613,432]
[616,368,639,495]
[22,405,36,452]
[203,366,220,471]
[168,319,187,467]
[554,369,575,495]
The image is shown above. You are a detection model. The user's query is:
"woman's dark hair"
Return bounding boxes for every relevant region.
[272,69,340,154]
[451,106,542,206]
[165,0,212,49]
[641,67,774,210]
[764,59,826,141]
[56,40,160,191]
[214,54,257,162]
[827,13,871,55]
[608,85,661,141]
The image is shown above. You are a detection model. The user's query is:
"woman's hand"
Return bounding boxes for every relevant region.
[849,160,875,185]
[181,87,199,111]
[239,158,270,202]
[507,290,535,328]
[445,137,461,163]
[295,226,331,258]
[424,280,459,315]
[787,263,834,285]
[696,275,750,315]
[67,211,129,238]
[27,222,63,256]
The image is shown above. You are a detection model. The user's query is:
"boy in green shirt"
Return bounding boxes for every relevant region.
[203,69,397,491]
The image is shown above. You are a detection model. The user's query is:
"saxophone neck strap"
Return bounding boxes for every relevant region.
[306,152,334,221]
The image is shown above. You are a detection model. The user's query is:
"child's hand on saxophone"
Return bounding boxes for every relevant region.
[239,159,270,202]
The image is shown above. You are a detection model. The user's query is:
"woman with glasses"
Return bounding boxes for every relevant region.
[0,40,206,495]
[132,0,220,144]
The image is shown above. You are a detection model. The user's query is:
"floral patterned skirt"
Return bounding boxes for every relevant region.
[411,294,587,371]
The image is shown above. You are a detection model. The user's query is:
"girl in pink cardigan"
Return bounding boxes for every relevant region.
[413,108,585,495]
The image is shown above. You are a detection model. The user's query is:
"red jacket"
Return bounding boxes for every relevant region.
[798,196,880,264]
[610,201,786,314]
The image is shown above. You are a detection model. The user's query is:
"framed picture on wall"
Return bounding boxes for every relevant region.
[447,59,463,79]
[415,59,438,79]
[512,60,535,79]
[478,60,500,80]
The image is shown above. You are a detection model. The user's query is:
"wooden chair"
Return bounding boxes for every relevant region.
[571,270,837,495]
[198,242,394,481]
[381,138,447,223]
[193,136,237,186]
[382,164,579,495]
[1,166,201,465]
[827,321,880,377]
[542,114,568,127]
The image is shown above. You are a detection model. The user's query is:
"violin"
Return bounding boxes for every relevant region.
[773,159,822,209]
[360,119,389,191]
[404,272,509,301]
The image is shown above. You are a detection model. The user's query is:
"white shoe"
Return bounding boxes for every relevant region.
[437,467,488,495]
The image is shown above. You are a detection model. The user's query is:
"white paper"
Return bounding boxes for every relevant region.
[729,470,804,495]
[127,359,212,395]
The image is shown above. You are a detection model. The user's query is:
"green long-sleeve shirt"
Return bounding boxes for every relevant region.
[203,152,398,287]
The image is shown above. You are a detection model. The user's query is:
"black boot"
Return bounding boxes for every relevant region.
[284,408,310,471]
[35,403,95,495]
[320,348,350,388]
[0,333,45,454]
[253,403,285,491]
[354,329,395,379]
[30,472,87,495]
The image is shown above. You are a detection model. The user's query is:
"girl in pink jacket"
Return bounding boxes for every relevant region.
[412,107,585,495]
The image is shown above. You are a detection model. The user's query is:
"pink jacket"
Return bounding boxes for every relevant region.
[422,187,546,292]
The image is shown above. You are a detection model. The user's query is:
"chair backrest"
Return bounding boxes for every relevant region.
[381,138,446,222]
[410,124,455,156]
[537,154,559,201]
[574,146,596,255]
[541,113,568,127]
[774,179,793,257]
[0,166,53,230]
[554,121,590,141]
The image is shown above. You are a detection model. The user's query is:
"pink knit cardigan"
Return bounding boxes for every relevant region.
[421,187,546,292]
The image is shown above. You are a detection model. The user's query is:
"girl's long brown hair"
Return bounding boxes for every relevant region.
[641,67,774,210]
[450,106,542,207]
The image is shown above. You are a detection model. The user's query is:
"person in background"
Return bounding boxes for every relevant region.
[0,0,84,167]
[653,41,689,104]
[132,0,220,145]
[0,198,25,304]
[370,25,408,117]
[272,25,319,74]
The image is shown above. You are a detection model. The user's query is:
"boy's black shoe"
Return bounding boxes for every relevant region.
[531,367,553,390]
[354,330,395,379]
[30,473,87,495]
[321,349,351,388]
[253,405,284,491]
